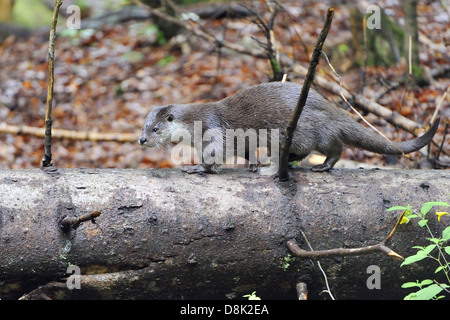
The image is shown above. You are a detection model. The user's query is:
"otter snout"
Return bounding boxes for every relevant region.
[139,137,147,145]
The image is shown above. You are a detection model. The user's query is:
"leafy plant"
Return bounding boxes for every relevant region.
[280,253,296,271]
[387,201,450,300]
[243,291,261,300]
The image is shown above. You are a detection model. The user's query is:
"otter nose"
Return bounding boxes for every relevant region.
[139,137,147,145]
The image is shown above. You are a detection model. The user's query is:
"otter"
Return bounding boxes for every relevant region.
[139,82,439,173]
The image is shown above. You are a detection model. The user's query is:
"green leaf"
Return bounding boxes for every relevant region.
[442,226,450,241]
[444,246,450,255]
[420,279,434,286]
[405,284,444,300]
[421,203,434,215]
[401,253,428,266]
[401,245,436,266]
[428,238,441,244]
[418,219,428,227]
[387,206,410,212]
[421,202,450,215]
[401,281,420,288]
[435,265,445,274]
[422,244,437,255]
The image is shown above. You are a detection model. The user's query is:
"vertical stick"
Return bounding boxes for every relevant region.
[277,8,334,181]
[42,0,62,168]
[408,35,412,76]
[361,16,368,93]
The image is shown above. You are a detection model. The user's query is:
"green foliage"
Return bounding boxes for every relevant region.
[280,253,296,271]
[243,291,261,300]
[157,55,176,67]
[337,43,349,54]
[13,0,52,28]
[387,201,450,300]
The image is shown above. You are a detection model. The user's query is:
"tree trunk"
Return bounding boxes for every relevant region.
[403,0,426,84]
[0,0,14,23]
[0,168,449,300]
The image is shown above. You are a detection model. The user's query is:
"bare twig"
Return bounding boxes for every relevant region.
[135,0,267,58]
[433,280,450,295]
[287,210,406,262]
[277,8,334,181]
[359,16,368,95]
[0,123,137,142]
[431,86,449,125]
[42,0,62,168]
[245,0,283,80]
[435,122,448,163]
[60,211,102,231]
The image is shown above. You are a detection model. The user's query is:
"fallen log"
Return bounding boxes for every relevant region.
[0,167,449,300]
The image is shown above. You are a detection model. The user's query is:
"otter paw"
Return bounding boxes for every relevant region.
[311,163,332,172]
[181,165,216,174]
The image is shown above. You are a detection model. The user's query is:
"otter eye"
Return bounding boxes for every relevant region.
[167,114,173,122]
[152,128,158,132]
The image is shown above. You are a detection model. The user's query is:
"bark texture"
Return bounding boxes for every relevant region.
[0,168,449,300]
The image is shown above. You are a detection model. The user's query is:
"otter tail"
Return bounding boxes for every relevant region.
[341,118,440,155]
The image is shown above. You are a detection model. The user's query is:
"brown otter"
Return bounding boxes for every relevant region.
[139,82,439,173]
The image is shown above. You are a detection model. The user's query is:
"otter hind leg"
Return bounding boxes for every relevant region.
[312,142,343,172]
[181,164,219,174]
[311,156,339,172]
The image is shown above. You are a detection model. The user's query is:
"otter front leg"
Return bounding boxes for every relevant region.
[181,164,218,174]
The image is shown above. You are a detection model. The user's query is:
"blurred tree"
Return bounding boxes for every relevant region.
[348,7,403,69]
[0,0,14,22]
[403,0,426,85]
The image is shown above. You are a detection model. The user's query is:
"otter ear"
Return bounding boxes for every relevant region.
[166,114,174,122]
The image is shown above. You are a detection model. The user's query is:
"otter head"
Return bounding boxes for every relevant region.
[139,105,186,148]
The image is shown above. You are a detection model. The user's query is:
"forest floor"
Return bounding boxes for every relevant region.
[0,0,448,170]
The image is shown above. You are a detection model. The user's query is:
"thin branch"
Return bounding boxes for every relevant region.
[60,211,102,231]
[287,210,406,262]
[135,0,267,58]
[42,0,62,168]
[433,280,450,295]
[359,16,368,95]
[0,123,137,142]
[243,1,282,80]
[431,86,449,125]
[277,7,334,181]
[435,122,448,163]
